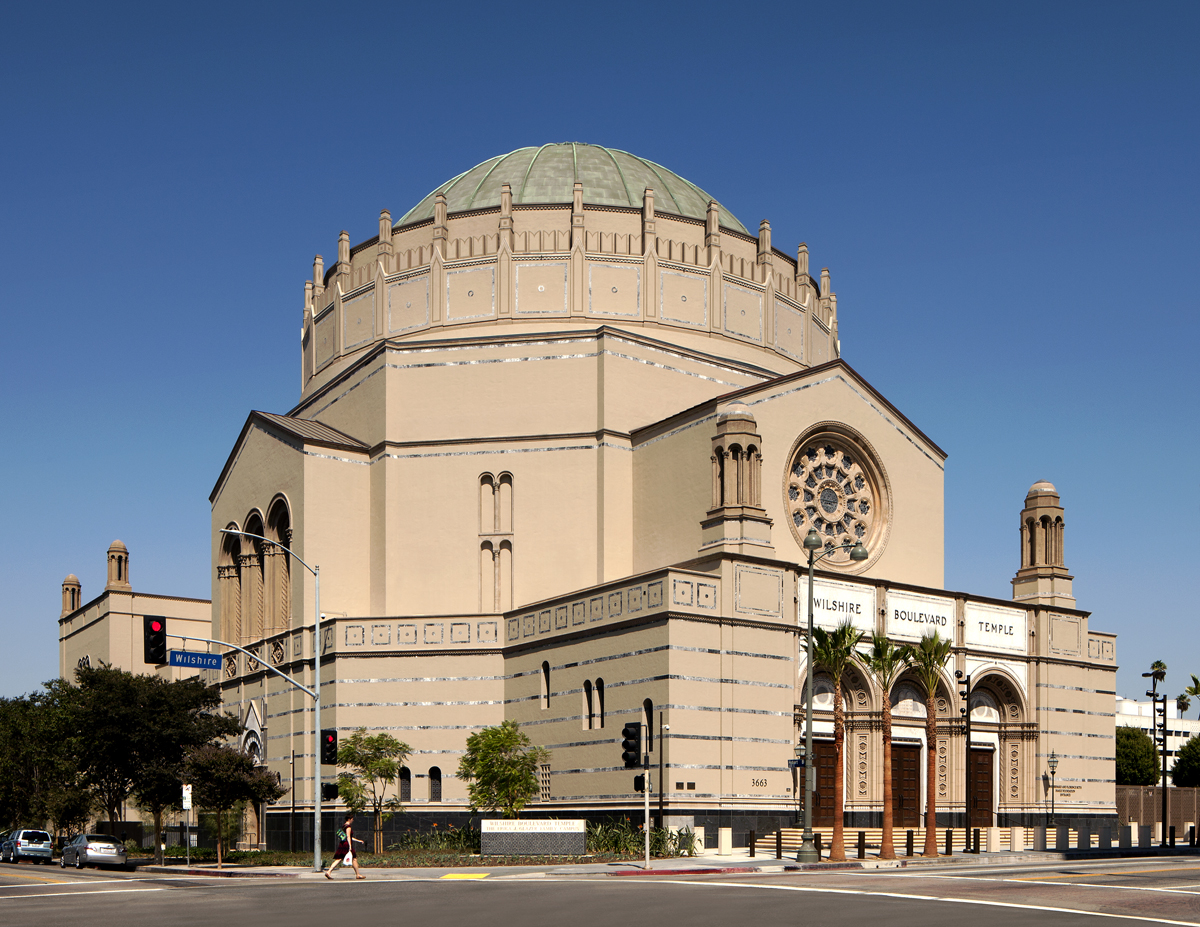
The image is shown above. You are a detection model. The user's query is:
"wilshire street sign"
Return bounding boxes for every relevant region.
[169,650,222,670]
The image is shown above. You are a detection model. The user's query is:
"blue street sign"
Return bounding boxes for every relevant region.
[169,650,222,670]
[788,758,805,768]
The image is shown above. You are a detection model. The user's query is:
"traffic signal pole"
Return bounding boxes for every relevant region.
[218,528,323,872]
[644,725,651,870]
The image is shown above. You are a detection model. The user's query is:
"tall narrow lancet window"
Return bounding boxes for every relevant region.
[478,473,515,612]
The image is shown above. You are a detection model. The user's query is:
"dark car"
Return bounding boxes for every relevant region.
[60,833,128,869]
[1,829,54,864]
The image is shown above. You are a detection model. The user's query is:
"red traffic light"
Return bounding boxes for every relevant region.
[149,619,163,633]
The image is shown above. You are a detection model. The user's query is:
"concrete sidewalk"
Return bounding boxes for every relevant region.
[136,842,1200,880]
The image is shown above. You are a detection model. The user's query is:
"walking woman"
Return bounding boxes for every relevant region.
[325,812,365,879]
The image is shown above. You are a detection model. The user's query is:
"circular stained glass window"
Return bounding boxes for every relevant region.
[783,425,890,570]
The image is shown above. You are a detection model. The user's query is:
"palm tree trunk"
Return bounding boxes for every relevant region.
[830,686,846,861]
[880,698,895,859]
[923,699,938,857]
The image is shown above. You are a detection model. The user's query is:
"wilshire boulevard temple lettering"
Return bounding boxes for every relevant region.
[58,144,1115,851]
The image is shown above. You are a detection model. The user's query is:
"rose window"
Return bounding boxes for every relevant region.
[786,435,884,567]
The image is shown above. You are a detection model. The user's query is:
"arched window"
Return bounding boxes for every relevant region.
[643,698,654,752]
[541,661,551,709]
[498,540,513,611]
[479,474,496,532]
[480,542,496,612]
[399,766,411,802]
[219,528,243,645]
[582,680,594,730]
[429,766,442,802]
[595,679,605,729]
[267,499,291,635]
[243,512,267,641]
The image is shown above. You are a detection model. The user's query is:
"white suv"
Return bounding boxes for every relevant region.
[1,829,54,864]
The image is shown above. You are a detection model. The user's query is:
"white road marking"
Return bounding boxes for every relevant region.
[619,878,1200,926]
[1,887,164,901]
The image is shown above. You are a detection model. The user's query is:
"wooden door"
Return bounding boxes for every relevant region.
[812,742,837,826]
[891,744,921,828]
[969,748,994,827]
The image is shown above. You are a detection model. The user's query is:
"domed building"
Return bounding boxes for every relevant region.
[206,144,1115,850]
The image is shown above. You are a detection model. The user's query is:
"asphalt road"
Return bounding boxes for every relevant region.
[5,857,1200,927]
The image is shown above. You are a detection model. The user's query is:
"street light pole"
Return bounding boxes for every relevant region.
[1047,751,1058,826]
[221,528,324,873]
[956,671,973,851]
[1143,666,1168,845]
[797,529,869,864]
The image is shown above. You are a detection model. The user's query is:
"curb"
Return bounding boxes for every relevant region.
[610,866,764,877]
[140,865,300,878]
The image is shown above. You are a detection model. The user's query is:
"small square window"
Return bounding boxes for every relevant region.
[687,782,696,791]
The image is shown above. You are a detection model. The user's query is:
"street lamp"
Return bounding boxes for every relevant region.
[797,527,868,863]
[956,671,975,851]
[1143,666,1169,845]
[1047,751,1059,826]
[221,528,324,873]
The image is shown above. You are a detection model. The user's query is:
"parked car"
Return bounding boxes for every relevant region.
[1,829,54,864]
[60,833,128,870]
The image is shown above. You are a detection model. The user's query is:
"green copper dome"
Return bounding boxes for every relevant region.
[396,143,747,234]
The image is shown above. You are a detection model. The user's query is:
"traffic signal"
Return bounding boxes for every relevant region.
[321,782,338,801]
[621,722,642,768]
[320,729,338,765]
[143,615,167,664]
[633,774,646,793]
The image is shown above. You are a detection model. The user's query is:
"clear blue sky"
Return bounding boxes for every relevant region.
[2,1,1196,702]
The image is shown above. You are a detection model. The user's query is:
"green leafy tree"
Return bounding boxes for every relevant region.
[130,676,240,864]
[456,720,549,819]
[334,728,411,853]
[0,692,80,831]
[909,632,953,857]
[1171,735,1200,787]
[63,665,152,828]
[1116,725,1159,785]
[866,634,912,860]
[811,621,864,861]
[184,744,285,868]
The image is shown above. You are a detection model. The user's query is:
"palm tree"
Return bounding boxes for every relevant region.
[1185,675,1200,719]
[909,631,954,857]
[1178,694,1191,716]
[866,634,912,860]
[812,621,865,861]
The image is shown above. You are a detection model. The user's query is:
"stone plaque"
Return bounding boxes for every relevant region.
[885,590,954,642]
[799,576,875,635]
[964,602,1027,654]
[480,818,586,856]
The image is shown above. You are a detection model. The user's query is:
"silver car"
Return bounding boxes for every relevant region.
[60,833,128,870]
[1,829,53,864]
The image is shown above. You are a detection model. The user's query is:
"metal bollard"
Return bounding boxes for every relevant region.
[1170,826,1175,848]
[776,830,782,859]
[906,830,914,857]
[1191,825,1196,848]
[749,829,756,857]
[858,831,865,859]
[816,831,822,857]
[945,828,953,856]
[973,828,981,854]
